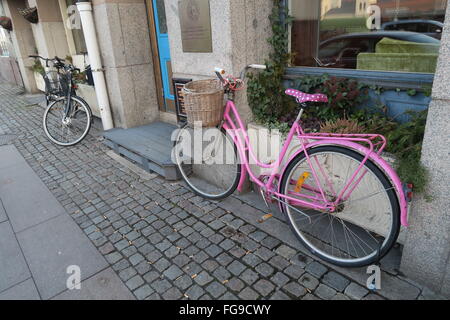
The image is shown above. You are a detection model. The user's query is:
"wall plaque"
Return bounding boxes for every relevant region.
[178,0,212,53]
[172,78,192,123]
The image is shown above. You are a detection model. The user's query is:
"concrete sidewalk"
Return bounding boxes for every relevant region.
[0,145,134,300]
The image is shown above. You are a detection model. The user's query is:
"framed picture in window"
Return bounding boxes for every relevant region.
[172,78,192,123]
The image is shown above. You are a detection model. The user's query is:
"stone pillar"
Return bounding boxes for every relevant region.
[166,0,273,124]
[400,4,450,297]
[92,0,159,128]
[3,0,38,92]
[28,0,70,59]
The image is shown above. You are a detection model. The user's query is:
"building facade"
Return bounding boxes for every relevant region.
[0,0,449,297]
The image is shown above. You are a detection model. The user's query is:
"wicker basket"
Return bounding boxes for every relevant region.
[183,79,225,127]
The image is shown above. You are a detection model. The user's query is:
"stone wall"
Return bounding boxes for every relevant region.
[165,0,273,123]
[3,0,38,92]
[400,2,450,297]
[92,0,159,129]
[0,56,22,85]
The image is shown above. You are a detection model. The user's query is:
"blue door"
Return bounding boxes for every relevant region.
[152,0,174,109]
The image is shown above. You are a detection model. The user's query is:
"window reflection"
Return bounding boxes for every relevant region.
[290,0,447,73]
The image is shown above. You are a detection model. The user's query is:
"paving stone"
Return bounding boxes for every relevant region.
[151,279,172,294]
[227,260,247,276]
[194,271,214,286]
[344,283,369,300]
[192,251,209,264]
[134,284,155,300]
[322,271,350,292]
[119,267,138,282]
[290,253,312,268]
[162,287,183,300]
[173,254,191,267]
[284,264,305,279]
[203,260,219,272]
[205,244,223,257]
[275,245,297,260]
[271,272,290,287]
[153,258,171,272]
[238,287,259,300]
[254,247,275,260]
[206,281,227,298]
[241,269,259,285]
[213,266,232,282]
[226,277,245,292]
[113,259,131,272]
[315,284,337,300]
[305,261,328,278]
[299,273,320,291]
[254,279,276,297]
[186,285,205,300]
[135,261,152,275]
[216,252,233,266]
[255,263,275,277]
[126,275,144,291]
[129,253,145,266]
[219,292,239,300]
[284,282,307,298]
[242,253,263,267]
[143,271,160,283]
[174,275,193,291]
[269,255,291,271]
[163,265,184,281]
[229,247,246,259]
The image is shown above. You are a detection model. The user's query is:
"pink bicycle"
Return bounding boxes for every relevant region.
[174,65,409,267]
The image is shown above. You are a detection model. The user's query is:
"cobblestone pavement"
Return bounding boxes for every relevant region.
[0,82,444,300]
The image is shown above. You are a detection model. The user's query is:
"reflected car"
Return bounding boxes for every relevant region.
[316,31,440,69]
[381,20,444,40]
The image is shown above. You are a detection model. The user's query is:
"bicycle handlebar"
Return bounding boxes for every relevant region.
[29,55,77,71]
[214,64,267,89]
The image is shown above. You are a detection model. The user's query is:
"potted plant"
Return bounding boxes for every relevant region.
[0,16,12,31]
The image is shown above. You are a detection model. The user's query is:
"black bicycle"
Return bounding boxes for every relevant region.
[29,55,93,146]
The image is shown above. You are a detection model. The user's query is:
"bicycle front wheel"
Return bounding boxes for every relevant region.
[43,96,92,147]
[173,124,241,200]
[279,146,400,268]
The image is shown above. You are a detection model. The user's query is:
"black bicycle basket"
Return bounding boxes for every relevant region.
[44,71,69,96]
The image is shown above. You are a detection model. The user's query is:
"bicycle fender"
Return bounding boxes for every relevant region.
[278,140,409,227]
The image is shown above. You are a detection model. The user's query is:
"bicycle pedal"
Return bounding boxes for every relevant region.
[258,214,273,223]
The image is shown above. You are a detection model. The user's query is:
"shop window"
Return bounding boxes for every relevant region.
[289,0,447,74]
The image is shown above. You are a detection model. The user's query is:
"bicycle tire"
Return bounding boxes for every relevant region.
[174,123,241,200]
[279,145,401,268]
[43,95,92,147]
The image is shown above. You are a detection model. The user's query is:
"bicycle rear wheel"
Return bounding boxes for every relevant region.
[43,96,92,147]
[173,124,241,200]
[279,146,400,268]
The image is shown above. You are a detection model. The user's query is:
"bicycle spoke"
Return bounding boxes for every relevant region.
[282,149,399,266]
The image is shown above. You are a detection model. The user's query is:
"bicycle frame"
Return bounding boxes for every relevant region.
[221,100,409,227]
